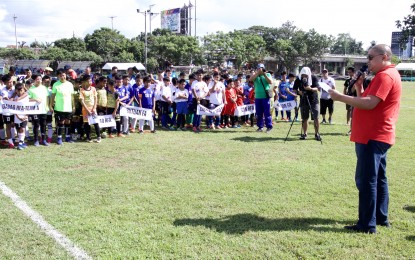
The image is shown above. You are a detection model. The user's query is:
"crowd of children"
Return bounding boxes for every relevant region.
[0,66,302,149]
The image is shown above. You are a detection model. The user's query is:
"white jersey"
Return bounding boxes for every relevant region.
[174,88,189,103]
[1,86,15,116]
[191,80,209,100]
[161,85,172,102]
[152,81,163,101]
[208,81,225,105]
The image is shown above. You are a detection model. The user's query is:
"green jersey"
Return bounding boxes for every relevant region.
[52,80,74,112]
[28,84,49,114]
[254,73,272,99]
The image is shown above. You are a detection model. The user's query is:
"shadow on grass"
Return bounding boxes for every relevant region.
[406,235,415,242]
[404,206,415,213]
[230,136,285,142]
[174,213,348,234]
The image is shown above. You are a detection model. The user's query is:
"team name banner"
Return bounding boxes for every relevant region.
[88,115,116,128]
[120,106,152,120]
[0,100,42,115]
[274,100,297,111]
[196,104,224,116]
[234,104,256,116]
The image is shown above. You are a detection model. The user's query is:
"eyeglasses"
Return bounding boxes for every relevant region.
[367,54,384,61]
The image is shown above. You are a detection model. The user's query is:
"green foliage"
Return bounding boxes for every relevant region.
[330,33,365,55]
[84,27,132,62]
[396,3,415,43]
[38,47,70,62]
[54,37,86,52]
[0,47,38,61]
[149,34,203,67]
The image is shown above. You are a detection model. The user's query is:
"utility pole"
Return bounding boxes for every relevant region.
[194,0,197,37]
[13,14,18,49]
[137,9,149,72]
[188,1,193,36]
[148,4,159,34]
[109,16,116,30]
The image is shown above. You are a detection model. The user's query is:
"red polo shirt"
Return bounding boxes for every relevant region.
[351,64,401,145]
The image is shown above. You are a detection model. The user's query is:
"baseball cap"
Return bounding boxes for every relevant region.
[45,67,53,72]
[257,63,265,69]
[64,65,71,70]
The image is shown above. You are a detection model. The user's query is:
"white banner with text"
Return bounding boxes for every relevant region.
[234,104,256,116]
[120,106,153,120]
[196,104,224,116]
[88,115,117,128]
[274,100,297,111]
[0,100,42,115]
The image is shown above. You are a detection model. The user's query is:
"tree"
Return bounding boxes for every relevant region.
[0,47,38,61]
[228,30,267,69]
[330,33,364,55]
[38,47,70,62]
[396,3,415,43]
[202,32,233,67]
[54,37,86,52]
[149,33,204,67]
[84,27,131,62]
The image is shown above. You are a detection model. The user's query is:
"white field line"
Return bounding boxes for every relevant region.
[0,181,92,260]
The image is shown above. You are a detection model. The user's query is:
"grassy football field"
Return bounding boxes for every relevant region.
[0,81,414,259]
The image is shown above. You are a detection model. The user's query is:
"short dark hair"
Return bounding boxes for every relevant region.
[15,82,24,91]
[347,67,355,72]
[31,74,41,80]
[80,74,91,82]
[178,79,186,84]
[57,68,65,75]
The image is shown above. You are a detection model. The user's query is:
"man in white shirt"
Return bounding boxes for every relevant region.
[319,69,336,124]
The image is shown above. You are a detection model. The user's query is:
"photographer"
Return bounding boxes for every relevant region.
[293,67,321,141]
[251,64,273,133]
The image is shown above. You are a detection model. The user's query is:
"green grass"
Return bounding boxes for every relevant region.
[1,81,415,259]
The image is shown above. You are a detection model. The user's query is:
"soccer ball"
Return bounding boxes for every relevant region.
[101,132,107,139]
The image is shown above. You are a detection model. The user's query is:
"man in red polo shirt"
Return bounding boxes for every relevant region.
[329,44,401,234]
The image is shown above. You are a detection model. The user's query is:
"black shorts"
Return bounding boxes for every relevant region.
[2,115,14,124]
[300,96,319,120]
[0,115,3,126]
[320,98,334,115]
[29,114,47,122]
[55,111,73,122]
[15,121,27,129]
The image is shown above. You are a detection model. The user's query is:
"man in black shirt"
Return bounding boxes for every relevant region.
[293,67,321,141]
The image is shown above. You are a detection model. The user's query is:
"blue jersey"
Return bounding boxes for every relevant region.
[139,87,155,109]
[116,85,131,104]
[286,82,296,102]
[278,80,290,102]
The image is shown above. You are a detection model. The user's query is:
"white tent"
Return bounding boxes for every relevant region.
[102,62,145,71]
[395,63,415,71]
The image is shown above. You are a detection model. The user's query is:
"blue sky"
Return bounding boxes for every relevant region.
[0,0,413,48]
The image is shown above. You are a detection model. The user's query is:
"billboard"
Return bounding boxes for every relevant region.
[161,8,181,34]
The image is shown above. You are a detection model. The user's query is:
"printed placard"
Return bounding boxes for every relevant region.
[0,100,42,115]
[274,100,297,111]
[196,104,224,116]
[120,106,153,120]
[88,115,116,128]
[234,104,256,116]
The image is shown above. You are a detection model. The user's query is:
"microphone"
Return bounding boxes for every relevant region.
[349,65,368,86]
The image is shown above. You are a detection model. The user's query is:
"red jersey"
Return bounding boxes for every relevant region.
[351,65,401,145]
[222,88,237,115]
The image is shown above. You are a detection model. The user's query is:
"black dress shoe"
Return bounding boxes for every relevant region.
[344,224,376,234]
